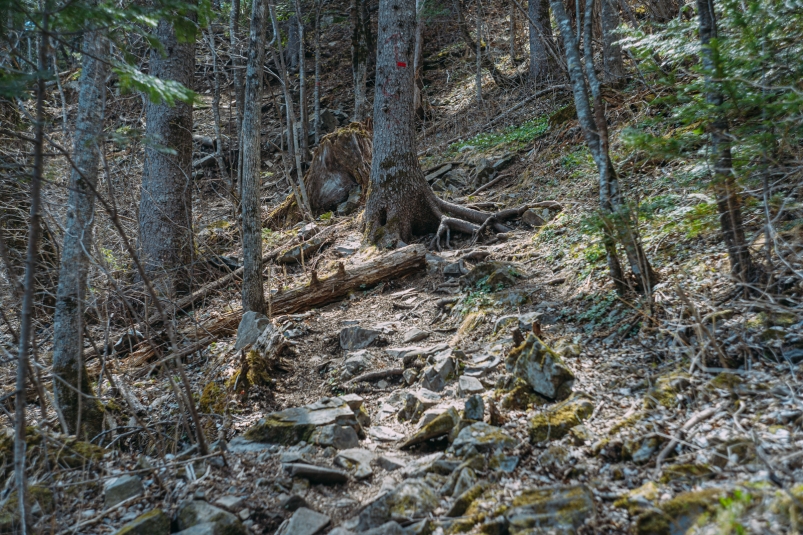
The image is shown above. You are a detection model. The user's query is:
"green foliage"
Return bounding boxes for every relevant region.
[683,201,719,238]
[575,290,618,323]
[621,0,803,178]
[638,195,678,220]
[451,115,549,152]
[114,62,197,106]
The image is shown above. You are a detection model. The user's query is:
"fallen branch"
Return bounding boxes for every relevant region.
[344,368,404,386]
[655,404,720,472]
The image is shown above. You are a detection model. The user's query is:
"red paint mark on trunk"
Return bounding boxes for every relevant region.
[396,61,407,67]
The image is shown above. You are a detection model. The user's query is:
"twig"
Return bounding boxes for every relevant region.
[655,404,720,472]
[70,495,144,531]
[343,368,404,386]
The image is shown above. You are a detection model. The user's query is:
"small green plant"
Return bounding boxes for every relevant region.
[450,115,549,152]
[683,202,719,238]
[709,489,752,535]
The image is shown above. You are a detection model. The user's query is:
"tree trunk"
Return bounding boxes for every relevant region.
[453,0,515,88]
[509,0,517,59]
[314,0,322,144]
[364,0,441,246]
[294,0,310,159]
[351,0,372,121]
[528,0,554,83]
[413,0,425,116]
[138,17,196,298]
[230,0,245,131]
[600,0,624,85]
[52,18,107,439]
[476,1,483,102]
[241,0,268,313]
[696,0,755,285]
[287,15,300,72]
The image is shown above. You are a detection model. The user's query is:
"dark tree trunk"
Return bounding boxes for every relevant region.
[509,0,517,59]
[52,18,107,438]
[647,0,679,22]
[138,17,196,298]
[287,15,300,72]
[696,0,755,285]
[528,0,555,84]
[294,0,310,159]
[314,0,322,143]
[600,0,624,85]
[241,0,268,313]
[351,0,372,121]
[364,0,441,246]
[452,0,515,88]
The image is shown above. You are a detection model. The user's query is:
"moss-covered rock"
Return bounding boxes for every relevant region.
[461,262,523,291]
[355,480,439,531]
[505,333,575,401]
[199,382,226,414]
[529,394,594,443]
[175,500,246,535]
[400,407,461,449]
[635,488,724,535]
[0,427,105,478]
[613,481,661,515]
[244,397,361,445]
[500,380,550,411]
[112,508,170,535]
[660,463,715,483]
[452,422,517,454]
[644,373,690,410]
[506,484,595,534]
[0,486,54,533]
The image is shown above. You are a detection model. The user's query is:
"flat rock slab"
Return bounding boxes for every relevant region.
[235,311,271,351]
[506,484,595,534]
[112,509,170,535]
[340,326,382,350]
[334,448,375,479]
[284,463,349,484]
[458,376,485,396]
[402,328,430,343]
[352,479,438,532]
[400,407,460,449]
[368,426,405,442]
[104,475,143,508]
[175,500,246,535]
[173,523,216,535]
[244,397,361,445]
[277,507,331,535]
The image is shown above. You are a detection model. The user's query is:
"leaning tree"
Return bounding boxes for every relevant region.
[363,0,547,248]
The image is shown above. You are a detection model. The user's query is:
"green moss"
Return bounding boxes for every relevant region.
[114,508,170,535]
[529,395,594,443]
[644,373,690,410]
[243,416,315,445]
[500,381,550,410]
[0,486,55,532]
[200,382,226,414]
[614,481,660,515]
[708,373,743,391]
[635,489,724,535]
[660,463,715,483]
[609,411,646,435]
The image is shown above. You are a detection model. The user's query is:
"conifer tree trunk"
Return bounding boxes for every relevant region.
[230,0,245,130]
[600,0,624,85]
[287,15,300,72]
[241,0,268,313]
[528,0,554,83]
[138,17,196,298]
[509,0,517,59]
[363,0,441,245]
[696,0,755,284]
[351,0,372,121]
[52,19,107,438]
[314,0,323,143]
[294,0,310,159]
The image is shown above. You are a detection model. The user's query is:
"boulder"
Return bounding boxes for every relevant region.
[113,509,170,535]
[368,426,405,442]
[311,424,359,450]
[634,489,724,535]
[104,475,143,508]
[276,507,330,535]
[452,422,517,454]
[244,397,362,445]
[234,311,270,351]
[175,501,246,535]
[506,485,595,534]
[340,326,382,350]
[377,454,406,472]
[529,395,594,442]
[352,480,438,531]
[461,262,522,291]
[521,209,546,228]
[398,389,441,423]
[505,333,575,401]
[402,328,430,343]
[341,350,372,380]
[213,496,245,511]
[173,524,216,535]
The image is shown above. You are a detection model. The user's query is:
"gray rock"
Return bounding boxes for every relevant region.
[340,326,382,350]
[234,311,271,351]
[458,376,484,396]
[400,407,461,449]
[490,452,519,472]
[402,328,430,344]
[327,529,355,535]
[244,397,362,445]
[334,448,375,480]
[401,452,444,478]
[368,426,405,442]
[284,463,349,485]
[311,424,360,450]
[353,480,438,531]
[521,209,546,227]
[175,500,246,535]
[443,260,468,278]
[173,523,216,535]
[432,352,456,381]
[505,484,595,534]
[340,393,364,411]
[112,509,170,535]
[377,454,406,472]
[226,437,274,453]
[452,467,477,498]
[213,496,245,511]
[398,389,441,422]
[342,350,372,379]
[280,494,309,511]
[473,158,493,186]
[363,521,405,535]
[464,395,484,421]
[452,422,517,454]
[425,163,452,182]
[320,109,339,134]
[505,333,575,401]
[403,368,418,385]
[420,366,445,392]
[418,407,447,427]
[493,153,515,171]
[104,475,143,508]
[276,507,330,535]
[385,346,424,359]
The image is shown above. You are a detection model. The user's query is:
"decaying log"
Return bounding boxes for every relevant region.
[269,244,427,315]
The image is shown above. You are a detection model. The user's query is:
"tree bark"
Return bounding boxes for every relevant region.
[364,0,441,246]
[314,0,323,143]
[509,0,517,59]
[696,0,754,285]
[230,0,245,131]
[287,15,300,72]
[528,0,554,84]
[413,0,425,116]
[138,17,196,298]
[600,0,624,85]
[294,0,310,159]
[52,17,108,439]
[452,0,515,88]
[351,0,372,121]
[240,0,268,313]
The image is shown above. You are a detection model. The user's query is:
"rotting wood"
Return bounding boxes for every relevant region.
[344,368,404,387]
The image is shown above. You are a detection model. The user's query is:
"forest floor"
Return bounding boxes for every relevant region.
[2,3,803,535]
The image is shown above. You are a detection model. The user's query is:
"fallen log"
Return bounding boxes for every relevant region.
[104,244,427,373]
[268,244,427,315]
